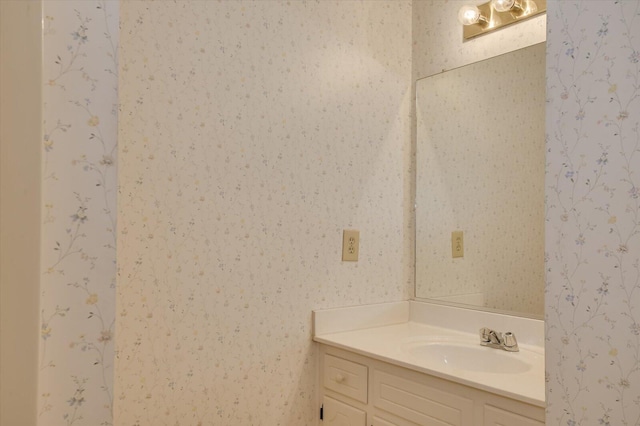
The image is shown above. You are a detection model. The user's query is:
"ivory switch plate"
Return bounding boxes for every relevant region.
[342,230,359,261]
[452,231,464,258]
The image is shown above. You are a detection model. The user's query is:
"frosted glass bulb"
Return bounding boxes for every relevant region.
[458,5,482,25]
[491,0,516,12]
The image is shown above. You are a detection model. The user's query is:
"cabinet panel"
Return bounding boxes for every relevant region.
[323,396,366,426]
[372,370,474,426]
[484,404,545,426]
[324,354,368,403]
[372,415,427,426]
[371,416,400,426]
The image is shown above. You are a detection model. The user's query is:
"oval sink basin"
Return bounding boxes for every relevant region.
[404,340,533,374]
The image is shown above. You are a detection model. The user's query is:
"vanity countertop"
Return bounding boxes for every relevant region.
[313,301,545,408]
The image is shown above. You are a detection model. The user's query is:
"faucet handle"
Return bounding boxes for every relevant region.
[479,327,492,343]
[503,331,519,352]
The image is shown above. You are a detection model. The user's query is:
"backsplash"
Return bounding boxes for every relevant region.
[115,2,412,424]
[39,1,118,425]
[545,1,640,424]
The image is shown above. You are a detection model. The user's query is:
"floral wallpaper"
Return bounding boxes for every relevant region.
[411,0,546,80]
[116,1,412,425]
[39,1,118,425]
[38,2,640,425]
[545,0,640,424]
[415,43,546,316]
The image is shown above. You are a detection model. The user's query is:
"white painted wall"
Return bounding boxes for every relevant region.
[0,2,42,424]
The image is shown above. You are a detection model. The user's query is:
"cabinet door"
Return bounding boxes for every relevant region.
[323,396,366,426]
[372,370,474,425]
[484,405,544,425]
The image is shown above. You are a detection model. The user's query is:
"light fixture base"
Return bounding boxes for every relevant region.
[462,0,546,41]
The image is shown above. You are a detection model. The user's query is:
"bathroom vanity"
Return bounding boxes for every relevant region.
[313,301,545,425]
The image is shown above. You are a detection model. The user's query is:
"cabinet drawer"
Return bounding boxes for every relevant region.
[324,354,368,403]
[372,370,474,425]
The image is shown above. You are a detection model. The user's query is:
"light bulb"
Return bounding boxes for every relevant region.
[491,0,515,12]
[458,5,482,26]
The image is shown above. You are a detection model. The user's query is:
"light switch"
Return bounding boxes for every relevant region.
[342,230,359,261]
[452,231,464,258]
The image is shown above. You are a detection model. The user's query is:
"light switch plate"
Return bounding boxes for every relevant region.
[452,230,464,258]
[342,230,359,261]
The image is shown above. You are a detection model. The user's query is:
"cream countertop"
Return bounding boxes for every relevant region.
[313,301,545,408]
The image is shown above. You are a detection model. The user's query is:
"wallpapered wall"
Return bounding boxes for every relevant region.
[115,2,412,424]
[411,0,546,80]
[415,43,545,316]
[545,1,640,424]
[32,2,640,425]
[39,1,118,425]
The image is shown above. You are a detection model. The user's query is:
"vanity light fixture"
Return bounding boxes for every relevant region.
[458,0,546,41]
[457,5,488,27]
[491,0,520,13]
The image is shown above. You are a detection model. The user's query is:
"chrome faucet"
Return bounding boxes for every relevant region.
[479,327,519,352]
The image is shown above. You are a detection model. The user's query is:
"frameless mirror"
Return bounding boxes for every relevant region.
[414,42,545,318]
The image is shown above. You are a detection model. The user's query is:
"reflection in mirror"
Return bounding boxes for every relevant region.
[414,43,545,318]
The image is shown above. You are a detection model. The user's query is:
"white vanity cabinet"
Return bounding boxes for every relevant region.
[323,396,367,426]
[322,353,369,426]
[318,345,544,426]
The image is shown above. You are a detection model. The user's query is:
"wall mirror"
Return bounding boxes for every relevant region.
[414,42,545,318]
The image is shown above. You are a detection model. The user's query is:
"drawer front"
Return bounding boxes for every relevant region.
[324,354,368,403]
[323,396,366,426]
[372,370,474,426]
[484,405,545,425]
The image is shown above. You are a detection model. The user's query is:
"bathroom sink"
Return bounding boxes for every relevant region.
[403,339,535,374]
